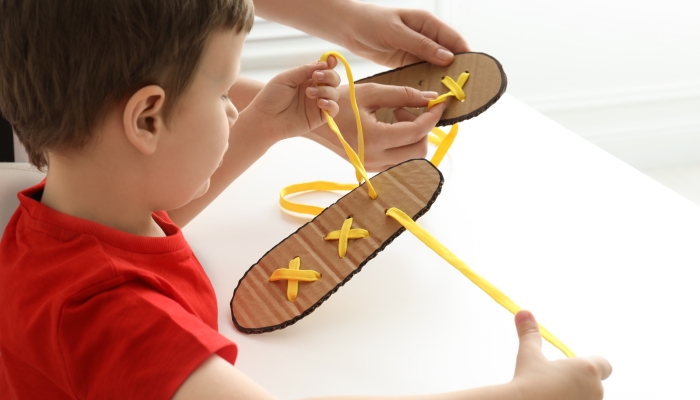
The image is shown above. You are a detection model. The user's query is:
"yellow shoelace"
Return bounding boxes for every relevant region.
[324,217,370,259]
[269,257,321,302]
[271,51,575,358]
[385,208,575,358]
[427,72,470,109]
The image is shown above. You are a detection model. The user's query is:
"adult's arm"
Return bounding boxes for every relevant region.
[253,0,470,68]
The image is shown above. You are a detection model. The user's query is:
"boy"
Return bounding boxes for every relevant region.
[0,0,610,398]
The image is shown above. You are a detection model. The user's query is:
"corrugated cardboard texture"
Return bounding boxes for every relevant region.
[231,159,444,333]
[356,52,507,127]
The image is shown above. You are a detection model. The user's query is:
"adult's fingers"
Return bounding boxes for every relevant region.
[306,85,340,102]
[515,310,543,355]
[358,83,435,110]
[372,103,444,148]
[396,9,471,66]
[394,107,419,123]
[379,136,429,168]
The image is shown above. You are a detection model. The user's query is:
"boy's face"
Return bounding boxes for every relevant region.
[152,30,244,209]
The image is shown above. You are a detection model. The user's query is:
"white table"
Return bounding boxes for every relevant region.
[184,94,700,399]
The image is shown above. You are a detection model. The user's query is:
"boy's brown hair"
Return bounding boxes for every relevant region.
[0,0,254,169]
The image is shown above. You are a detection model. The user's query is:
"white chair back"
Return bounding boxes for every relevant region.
[0,163,45,233]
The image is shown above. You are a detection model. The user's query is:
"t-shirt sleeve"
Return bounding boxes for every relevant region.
[58,279,237,400]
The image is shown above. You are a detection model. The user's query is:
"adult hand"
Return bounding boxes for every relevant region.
[340,3,470,68]
[303,83,445,172]
[511,310,612,400]
[254,0,470,68]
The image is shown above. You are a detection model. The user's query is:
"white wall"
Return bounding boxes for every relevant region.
[442,0,700,169]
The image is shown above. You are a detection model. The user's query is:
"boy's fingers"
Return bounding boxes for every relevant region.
[274,62,330,86]
[358,83,435,109]
[318,99,339,118]
[326,55,338,70]
[313,69,341,88]
[584,356,613,380]
[306,86,340,102]
[515,310,543,354]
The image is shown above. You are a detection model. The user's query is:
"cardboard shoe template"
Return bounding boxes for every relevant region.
[357,52,506,127]
[231,52,507,334]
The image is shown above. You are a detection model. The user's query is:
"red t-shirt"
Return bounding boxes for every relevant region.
[0,182,237,399]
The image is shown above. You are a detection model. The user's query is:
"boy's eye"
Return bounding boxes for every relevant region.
[221,94,229,101]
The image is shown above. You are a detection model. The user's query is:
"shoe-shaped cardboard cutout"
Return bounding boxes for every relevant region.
[356,52,507,127]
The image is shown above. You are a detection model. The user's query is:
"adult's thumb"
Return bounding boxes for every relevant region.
[515,310,543,353]
[396,28,454,67]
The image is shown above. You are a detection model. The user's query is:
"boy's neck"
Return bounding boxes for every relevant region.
[41,149,166,238]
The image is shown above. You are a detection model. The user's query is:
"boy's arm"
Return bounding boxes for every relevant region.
[172,354,517,400]
[172,311,611,400]
[227,76,264,111]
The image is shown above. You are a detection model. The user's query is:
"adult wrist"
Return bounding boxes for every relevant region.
[327,0,363,49]
[254,0,358,49]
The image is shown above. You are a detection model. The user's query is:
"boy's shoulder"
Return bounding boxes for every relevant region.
[0,181,205,300]
[0,182,236,399]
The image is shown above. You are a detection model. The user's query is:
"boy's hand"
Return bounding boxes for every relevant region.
[305,83,445,172]
[511,311,612,400]
[251,58,341,143]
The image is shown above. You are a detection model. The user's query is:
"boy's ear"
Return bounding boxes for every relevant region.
[123,85,166,155]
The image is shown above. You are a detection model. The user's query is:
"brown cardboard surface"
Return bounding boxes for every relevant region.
[356,52,507,127]
[231,159,444,333]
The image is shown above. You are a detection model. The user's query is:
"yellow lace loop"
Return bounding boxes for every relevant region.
[319,51,377,199]
[429,124,459,167]
[280,181,359,216]
[324,217,370,258]
[269,257,321,302]
[427,72,470,109]
[428,127,447,143]
[385,207,575,358]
